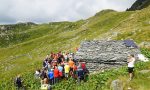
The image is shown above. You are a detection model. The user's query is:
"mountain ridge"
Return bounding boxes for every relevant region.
[128,0,150,11]
[0,2,150,89]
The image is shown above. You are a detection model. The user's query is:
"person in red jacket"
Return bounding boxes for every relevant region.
[81,61,86,70]
[53,66,59,84]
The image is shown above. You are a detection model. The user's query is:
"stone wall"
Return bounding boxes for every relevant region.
[75,40,141,72]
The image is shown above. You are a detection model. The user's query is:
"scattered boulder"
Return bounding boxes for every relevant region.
[139,70,150,74]
[139,42,150,48]
[110,79,123,90]
[147,76,150,79]
[0,22,36,31]
[137,54,149,62]
[127,87,132,90]
[0,25,13,31]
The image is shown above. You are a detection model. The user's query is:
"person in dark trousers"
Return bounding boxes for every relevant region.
[43,57,49,68]
[48,69,54,85]
[127,54,136,81]
[77,66,84,83]
[15,74,23,90]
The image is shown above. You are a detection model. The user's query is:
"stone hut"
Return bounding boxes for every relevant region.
[75,40,141,72]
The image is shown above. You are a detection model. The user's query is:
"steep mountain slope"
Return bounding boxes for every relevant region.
[128,0,150,11]
[0,6,150,90]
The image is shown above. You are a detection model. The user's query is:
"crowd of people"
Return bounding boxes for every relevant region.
[14,50,136,90]
[34,51,89,90]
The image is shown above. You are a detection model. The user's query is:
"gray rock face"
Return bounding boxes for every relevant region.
[111,79,123,90]
[0,25,12,31]
[139,70,150,74]
[0,22,36,31]
[75,40,140,72]
[139,42,150,48]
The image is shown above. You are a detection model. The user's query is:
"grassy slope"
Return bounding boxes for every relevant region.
[0,6,150,89]
[53,59,150,90]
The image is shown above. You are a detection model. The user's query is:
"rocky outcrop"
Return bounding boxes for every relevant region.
[0,22,36,31]
[139,70,150,74]
[127,0,150,11]
[0,25,14,31]
[110,79,123,90]
[75,40,140,72]
[139,41,150,48]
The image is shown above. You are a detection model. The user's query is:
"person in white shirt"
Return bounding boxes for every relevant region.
[127,54,135,81]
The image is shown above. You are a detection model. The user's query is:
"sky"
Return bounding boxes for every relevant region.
[0,0,136,24]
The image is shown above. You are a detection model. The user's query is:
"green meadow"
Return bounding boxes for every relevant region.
[0,5,150,90]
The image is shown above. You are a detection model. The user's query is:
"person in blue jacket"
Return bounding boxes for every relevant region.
[48,69,54,85]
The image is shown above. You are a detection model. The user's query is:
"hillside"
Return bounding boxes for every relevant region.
[128,0,150,11]
[0,5,150,90]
